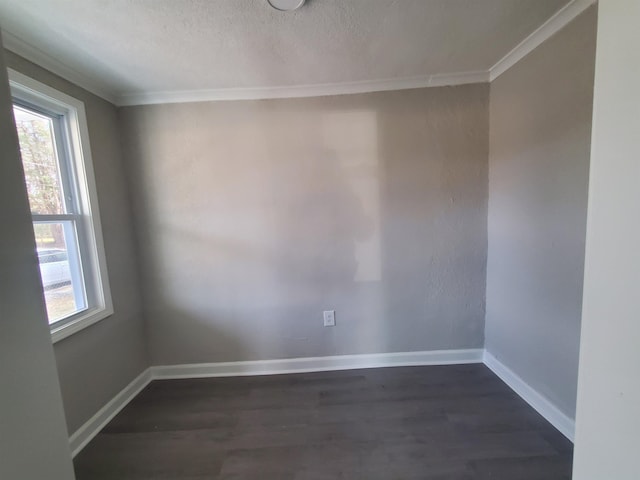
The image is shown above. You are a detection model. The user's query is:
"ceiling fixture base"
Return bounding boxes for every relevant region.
[267,0,306,12]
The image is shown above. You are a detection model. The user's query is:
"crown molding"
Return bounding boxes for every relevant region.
[2,27,488,107]
[489,0,597,81]
[1,30,117,104]
[2,0,593,107]
[115,70,489,106]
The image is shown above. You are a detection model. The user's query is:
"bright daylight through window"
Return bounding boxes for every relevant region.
[10,71,112,342]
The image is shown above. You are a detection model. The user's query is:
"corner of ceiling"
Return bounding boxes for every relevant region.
[2,0,596,107]
[1,29,118,104]
[489,0,597,82]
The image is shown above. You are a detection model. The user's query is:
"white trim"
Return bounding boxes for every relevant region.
[69,368,152,457]
[115,71,489,106]
[489,0,597,81]
[9,69,114,343]
[151,349,484,379]
[2,30,117,104]
[483,351,575,442]
[69,349,580,458]
[68,349,482,456]
[3,28,488,105]
[50,307,113,344]
[1,0,594,105]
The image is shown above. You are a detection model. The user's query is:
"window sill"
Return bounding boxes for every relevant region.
[51,305,114,343]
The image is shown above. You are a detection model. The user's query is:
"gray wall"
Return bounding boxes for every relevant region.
[485,6,596,419]
[120,85,489,365]
[4,51,149,434]
[0,37,75,479]
[573,2,640,477]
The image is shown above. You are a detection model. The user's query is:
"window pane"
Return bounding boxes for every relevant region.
[13,105,67,215]
[34,222,87,323]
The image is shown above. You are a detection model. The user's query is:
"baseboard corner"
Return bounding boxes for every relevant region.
[68,368,153,457]
[68,348,485,456]
[483,350,575,442]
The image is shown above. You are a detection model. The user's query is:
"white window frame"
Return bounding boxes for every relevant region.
[9,69,113,343]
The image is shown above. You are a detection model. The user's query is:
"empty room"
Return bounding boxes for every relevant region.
[1,1,638,479]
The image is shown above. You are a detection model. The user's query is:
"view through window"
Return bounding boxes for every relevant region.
[13,104,87,323]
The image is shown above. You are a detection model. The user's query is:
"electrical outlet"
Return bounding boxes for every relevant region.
[323,310,336,327]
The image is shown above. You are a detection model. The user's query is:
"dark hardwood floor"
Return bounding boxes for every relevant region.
[74,364,573,479]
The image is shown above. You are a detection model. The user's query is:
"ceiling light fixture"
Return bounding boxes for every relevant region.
[267,0,306,12]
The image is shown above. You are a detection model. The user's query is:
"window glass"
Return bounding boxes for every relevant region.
[14,104,87,325]
[13,105,67,215]
[32,222,86,322]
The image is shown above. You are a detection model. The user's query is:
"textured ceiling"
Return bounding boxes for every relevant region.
[0,0,570,99]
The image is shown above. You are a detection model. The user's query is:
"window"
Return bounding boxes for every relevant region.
[9,70,112,343]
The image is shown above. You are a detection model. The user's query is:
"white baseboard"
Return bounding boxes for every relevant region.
[68,368,152,457]
[68,349,575,457]
[78,348,582,458]
[483,351,575,442]
[151,348,484,379]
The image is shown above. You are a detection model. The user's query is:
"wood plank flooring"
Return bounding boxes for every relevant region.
[74,364,573,479]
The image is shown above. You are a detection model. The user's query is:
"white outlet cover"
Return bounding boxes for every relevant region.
[323,310,336,327]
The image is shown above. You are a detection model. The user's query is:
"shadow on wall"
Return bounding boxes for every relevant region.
[271,147,375,288]
[377,90,488,351]
[120,86,488,365]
